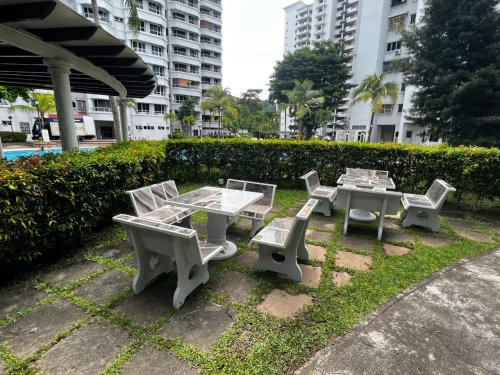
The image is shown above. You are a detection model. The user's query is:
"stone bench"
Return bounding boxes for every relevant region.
[248,199,318,282]
[401,179,456,232]
[226,179,277,236]
[336,186,402,240]
[127,181,196,229]
[300,170,337,216]
[113,214,224,309]
[346,168,389,178]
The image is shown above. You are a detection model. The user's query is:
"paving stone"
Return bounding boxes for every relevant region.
[447,219,478,230]
[257,289,313,319]
[123,256,137,269]
[293,201,307,207]
[74,270,132,305]
[485,224,500,235]
[235,218,252,230]
[287,207,301,215]
[210,271,257,303]
[420,236,456,247]
[193,223,208,235]
[309,219,335,230]
[97,240,134,260]
[383,221,405,231]
[383,244,413,256]
[270,204,283,213]
[332,271,352,287]
[384,212,403,220]
[234,251,259,268]
[440,210,466,219]
[121,346,198,375]
[339,236,373,252]
[0,360,5,375]
[41,260,103,287]
[0,299,88,358]
[412,226,448,234]
[382,231,414,243]
[335,251,372,271]
[226,227,249,244]
[279,265,322,287]
[161,299,234,352]
[113,284,174,325]
[0,281,47,320]
[456,230,494,243]
[307,245,327,262]
[306,229,333,243]
[36,318,131,375]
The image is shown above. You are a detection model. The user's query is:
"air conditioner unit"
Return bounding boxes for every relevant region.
[395,50,401,55]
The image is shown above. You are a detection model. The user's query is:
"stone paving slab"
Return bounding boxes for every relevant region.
[235,218,252,230]
[440,210,466,219]
[209,270,257,304]
[41,260,103,287]
[308,245,327,262]
[287,207,301,215]
[335,251,372,271]
[97,240,134,260]
[420,236,456,247]
[485,223,500,234]
[382,231,414,244]
[257,289,313,319]
[309,219,335,230]
[121,346,198,375]
[332,271,351,287]
[298,248,500,375]
[226,227,250,244]
[339,236,373,252]
[456,230,494,243]
[279,265,322,288]
[0,360,5,375]
[234,251,259,269]
[306,230,333,243]
[383,221,405,231]
[293,201,307,207]
[0,281,47,320]
[446,219,478,230]
[113,284,174,326]
[0,298,88,358]
[160,299,235,352]
[36,318,131,375]
[383,244,413,256]
[270,204,283,213]
[193,223,208,236]
[74,270,132,305]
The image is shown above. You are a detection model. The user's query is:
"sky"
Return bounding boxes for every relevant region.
[221,0,310,100]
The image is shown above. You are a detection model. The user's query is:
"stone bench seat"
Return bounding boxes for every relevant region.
[401,194,435,209]
[113,214,224,309]
[249,199,318,282]
[300,171,337,216]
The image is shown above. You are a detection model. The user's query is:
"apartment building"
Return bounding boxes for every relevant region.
[0,0,222,140]
[282,0,434,145]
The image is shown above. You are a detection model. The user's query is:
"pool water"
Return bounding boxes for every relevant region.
[4,147,96,161]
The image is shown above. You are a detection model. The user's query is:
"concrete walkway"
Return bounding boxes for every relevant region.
[298,247,500,375]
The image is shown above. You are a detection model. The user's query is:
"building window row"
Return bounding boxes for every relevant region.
[132,41,165,56]
[201,49,221,60]
[201,76,221,85]
[169,0,199,10]
[174,95,200,104]
[140,20,164,37]
[200,20,221,33]
[135,0,162,14]
[201,63,221,73]
[172,78,200,89]
[173,63,200,74]
[200,6,221,19]
[388,14,406,29]
[172,45,200,58]
[387,40,402,51]
[137,103,167,115]
[200,36,221,47]
[82,7,111,24]
[154,85,166,96]
[171,27,199,42]
[391,0,407,6]
[171,11,199,25]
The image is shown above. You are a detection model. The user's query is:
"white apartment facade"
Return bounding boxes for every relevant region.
[0,0,222,140]
[282,0,436,145]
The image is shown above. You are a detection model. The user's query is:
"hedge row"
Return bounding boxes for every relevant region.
[0,141,166,263]
[165,139,500,200]
[1,131,27,142]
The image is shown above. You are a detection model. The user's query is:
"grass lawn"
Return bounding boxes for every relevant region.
[0,185,498,374]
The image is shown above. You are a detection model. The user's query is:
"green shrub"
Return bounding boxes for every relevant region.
[0,140,166,264]
[165,139,500,200]
[1,131,27,142]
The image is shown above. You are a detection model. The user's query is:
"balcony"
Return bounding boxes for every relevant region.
[168,18,200,33]
[90,107,112,112]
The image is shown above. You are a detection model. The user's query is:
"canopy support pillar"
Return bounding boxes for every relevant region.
[119,96,129,141]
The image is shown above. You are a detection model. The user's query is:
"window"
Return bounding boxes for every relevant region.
[148,2,161,14]
[158,126,165,130]
[150,23,162,36]
[190,66,199,74]
[387,40,402,51]
[154,86,165,96]
[406,131,413,139]
[174,63,187,72]
[154,104,166,115]
[213,78,221,85]
[202,77,211,84]
[388,14,406,29]
[190,49,199,58]
[410,14,416,24]
[72,101,76,108]
[151,45,162,56]
[152,65,164,76]
[114,17,124,23]
[92,99,111,112]
[381,104,393,114]
[19,122,30,134]
[135,0,143,9]
[398,104,404,113]
[401,83,406,92]
[137,103,150,114]
[391,0,407,6]
[173,46,187,55]
[132,41,146,53]
[189,32,199,42]
[140,21,145,32]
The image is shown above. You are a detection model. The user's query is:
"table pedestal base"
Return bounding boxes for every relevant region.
[349,209,376,222]
[207,212,237,260]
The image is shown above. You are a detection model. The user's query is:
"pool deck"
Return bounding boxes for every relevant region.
[3,140,116,150]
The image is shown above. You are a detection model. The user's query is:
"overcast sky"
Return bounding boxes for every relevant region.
[221,0,309,100]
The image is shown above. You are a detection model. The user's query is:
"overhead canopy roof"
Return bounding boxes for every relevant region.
[0,0,156,98]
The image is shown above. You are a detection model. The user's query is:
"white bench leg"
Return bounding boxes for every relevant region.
[402,208,441,232]
[255,244,302,282]
[173,259,209,309]
[313,198,332,217]
[226,215,238,227]
[250,218,264,237]
[297,227,309,260]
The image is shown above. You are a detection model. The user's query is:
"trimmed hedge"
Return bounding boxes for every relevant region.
[1,131,27,142]
[165,139,500,200]
[0,141,166,263]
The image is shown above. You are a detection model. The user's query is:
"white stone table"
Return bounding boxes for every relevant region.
[154,187,263,260]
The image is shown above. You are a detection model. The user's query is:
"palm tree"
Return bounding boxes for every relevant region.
[350,73,398,142]
[182,115,197,138]
[202,86,237,139]
[164,112,177,138]
[8,92,56,119]
[282,79,325,139]
[315,108,334,138]
[234,104,251,134]
[91,0,140,142]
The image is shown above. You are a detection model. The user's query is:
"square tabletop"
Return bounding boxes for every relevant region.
[166,187,264,216]
[337,174,396,190]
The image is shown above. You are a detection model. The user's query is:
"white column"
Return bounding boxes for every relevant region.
[119,96,129,141]
[43,58,78,151]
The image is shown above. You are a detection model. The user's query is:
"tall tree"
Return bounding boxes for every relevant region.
[202,86,237,138]
[400,0,500,146]
[238,89,264,114]
[177,97,197,120]
[0,86,31,103]
[164,112,177,138]
[8,92,56,119]
[282,79,325,138]
[350,73,398,142]
[315,108,334,138]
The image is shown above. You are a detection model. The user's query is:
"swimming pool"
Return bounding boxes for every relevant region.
[4,147,96,161]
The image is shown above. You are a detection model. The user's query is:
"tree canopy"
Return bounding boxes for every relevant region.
[177,97,197,121]
[400,0,500,147]
[0,86,31,103]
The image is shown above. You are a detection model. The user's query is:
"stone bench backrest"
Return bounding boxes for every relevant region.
[113,214,205,265]
[284,198,319,248]
[300,171,321,195]
[425,179,456,208]
[226,179,277,208]
[128,181,181,216]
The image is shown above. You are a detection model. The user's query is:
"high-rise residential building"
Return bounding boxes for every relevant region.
[282,0,435,145]
[52,0,223,139]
